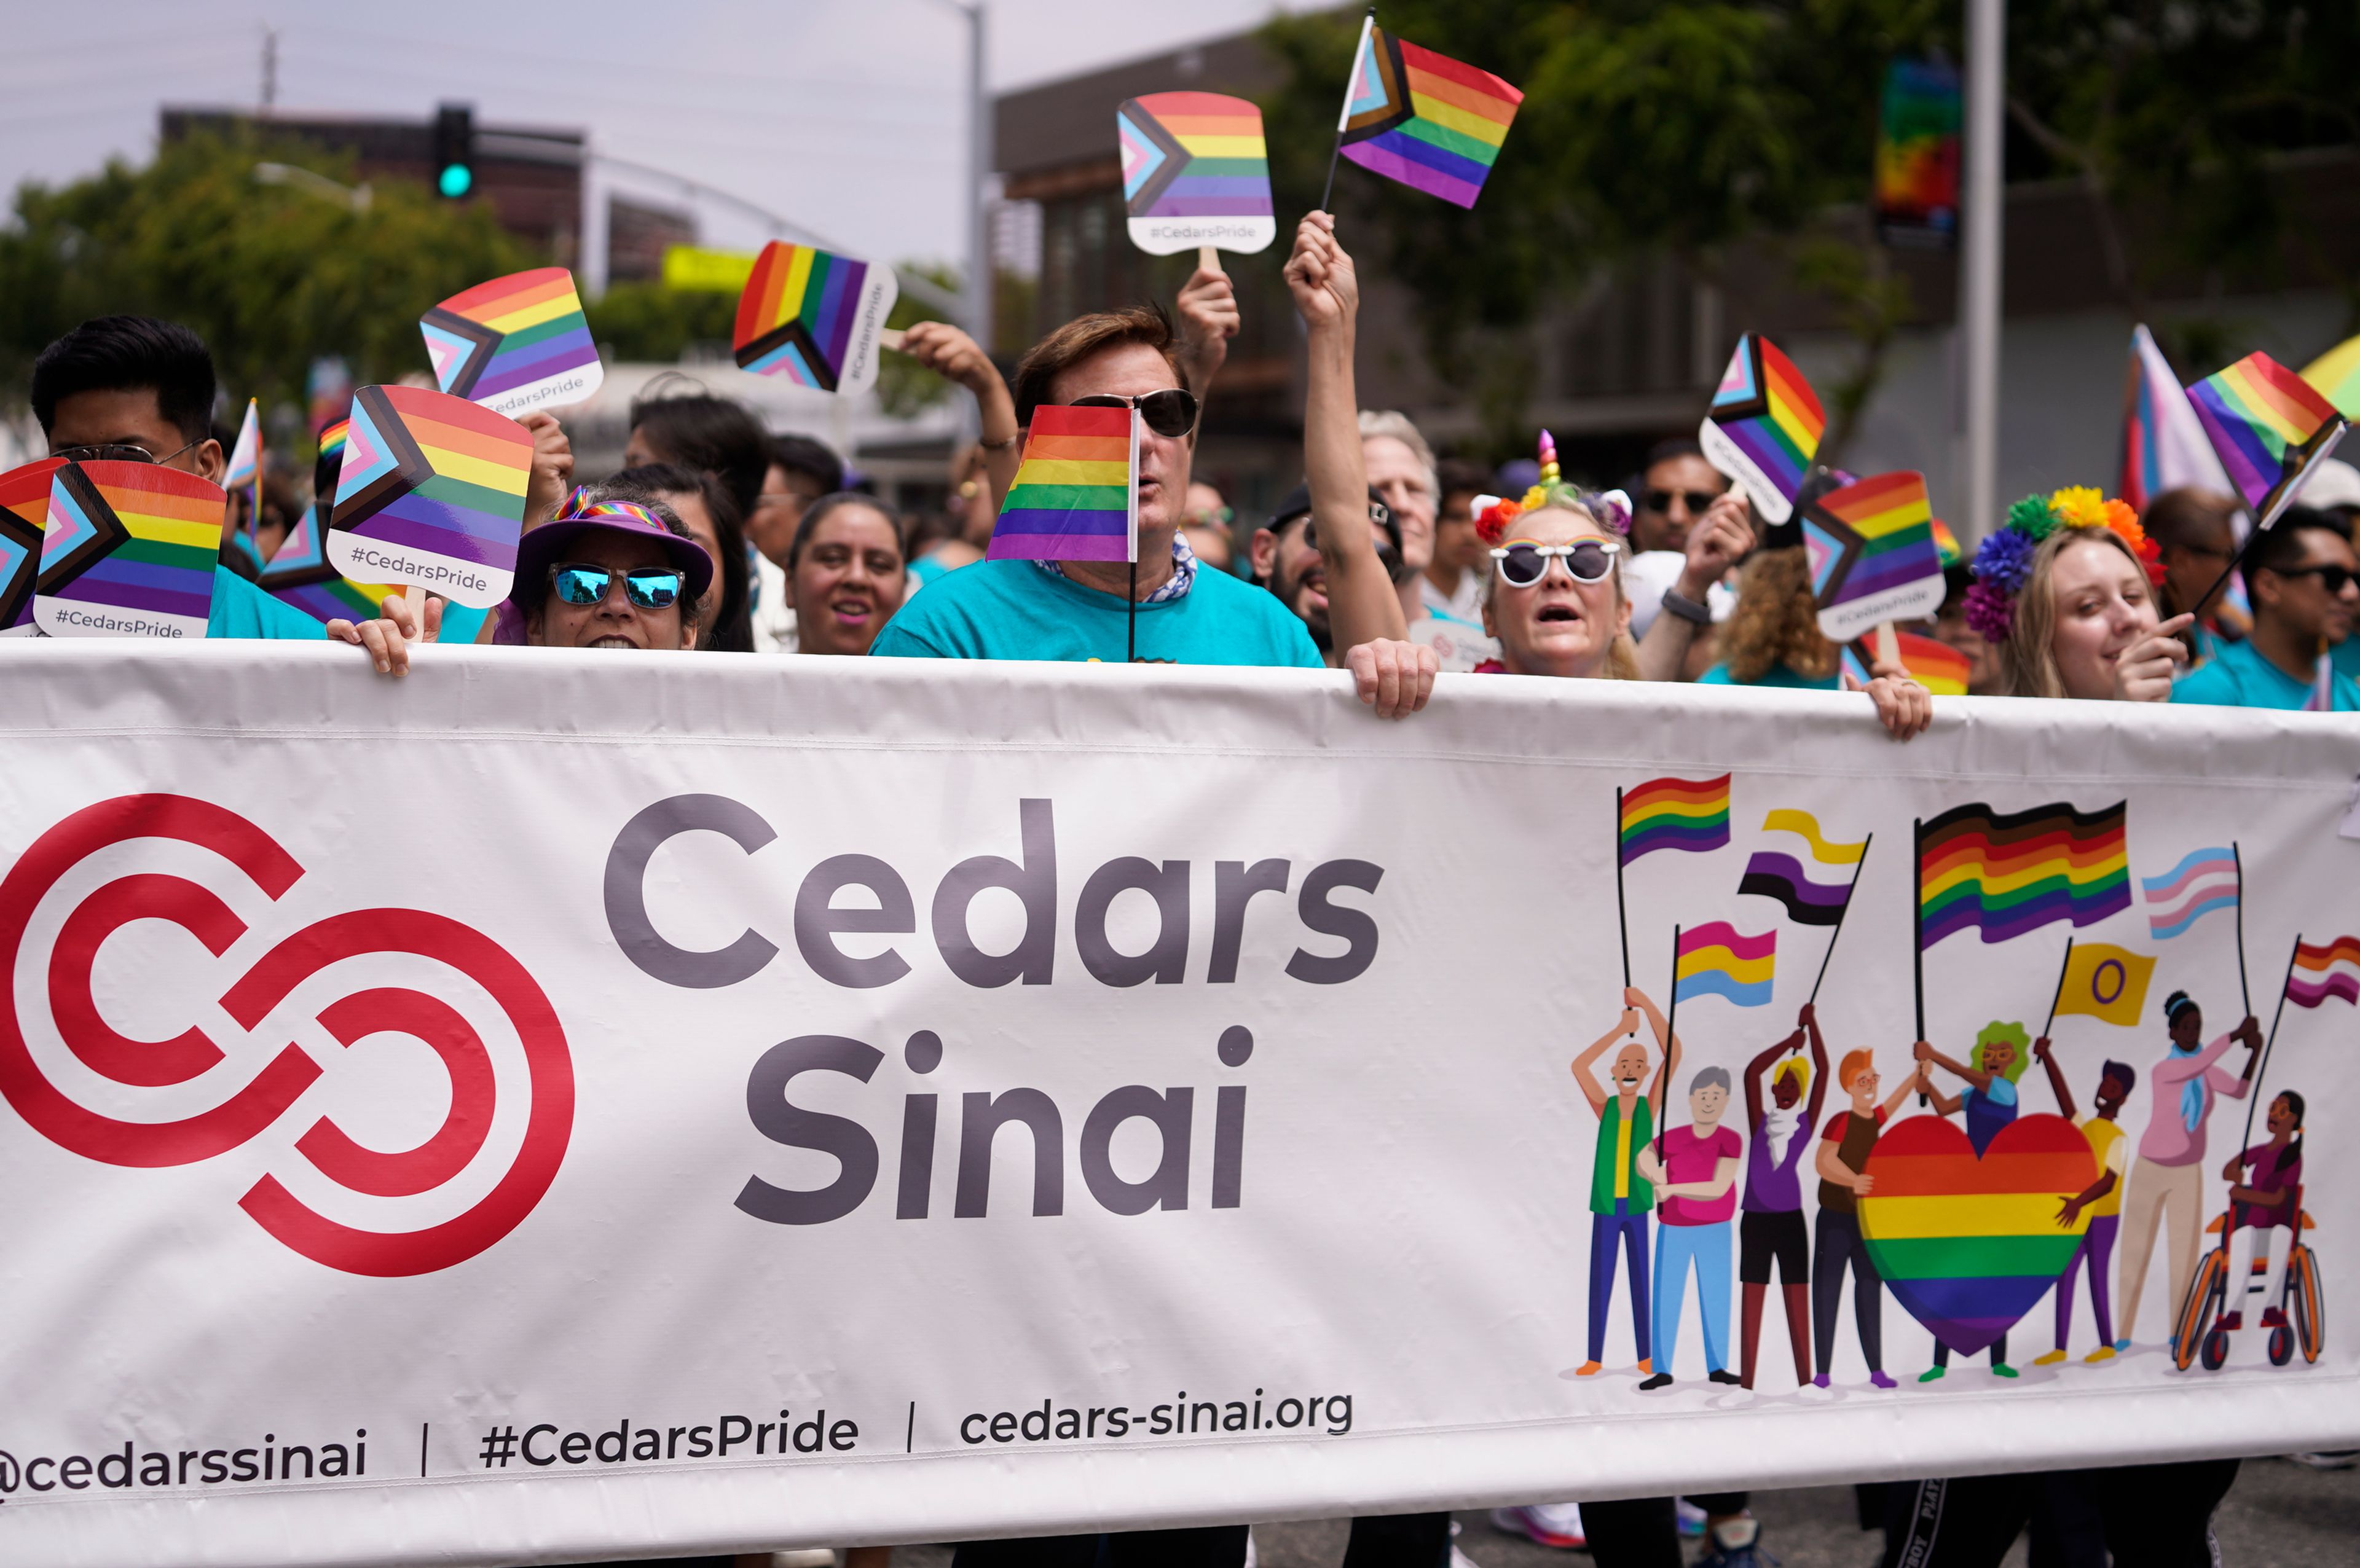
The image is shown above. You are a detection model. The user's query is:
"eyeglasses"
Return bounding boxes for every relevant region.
[1644,488,1721,515]
[2276,564,2360,594]
[1184,504,1235,527]
[1492,539,1621,586]
[1069,388,1200,438]
[53,437,203,468]
[551,563,686,610]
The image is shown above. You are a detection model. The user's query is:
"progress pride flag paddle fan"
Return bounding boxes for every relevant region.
[420,267,605,417]
[0,457,62,637]
[1701,334,1826,525]
[326,384,533,610]
[33,460,224,638]
[1117,92,1277,273]
[733,241,900,396]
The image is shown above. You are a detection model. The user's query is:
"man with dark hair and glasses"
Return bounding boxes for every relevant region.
[1631,436,1733,557]
[2173,505,2360,710]
[1248,483,1401,659]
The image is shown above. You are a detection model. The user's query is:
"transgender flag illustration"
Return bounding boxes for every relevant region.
[2141,846,2239,941]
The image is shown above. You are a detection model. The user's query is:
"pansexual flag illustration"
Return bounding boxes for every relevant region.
[1699,335,1825,523]
[1802,469,1947,640]
[2303,332,2360,421]
[1919,801,2130,949]
[0,457,61,637]
[733,240,899,396]
[326,384,532,609]
[1336,22,1522,209]
[34,460,224,638]
[1117,92,1276,255]
[1840,629,1972,697]
[2286,936,2360,1009]
[2187,350,2348,527]
[986,404,1138,563]
[1619,775,1731,864]
[1673,922,1776,1007]
[2141,845,2239,941]
[420,267,605,417]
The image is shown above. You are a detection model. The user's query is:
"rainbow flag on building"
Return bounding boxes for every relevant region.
[1673,922,1777,1006]
[1618,775,1731,864]
[1803,469,1946,640]
[987,405,1138,563]
[2187,350,2348,527]
[34,460,224,638]
[1918,801,2130,948]
[2286,935,2360,1010]
[1335,20,1522,209]
[1699,334,1826,524]
[421,267,604,417]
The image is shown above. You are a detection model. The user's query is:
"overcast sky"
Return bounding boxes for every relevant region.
[0,0,1330,272]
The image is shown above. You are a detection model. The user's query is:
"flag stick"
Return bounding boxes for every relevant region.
[1321,9,1377,212]
[2040,937,2075,1040]
[1127,558,1136,664]
[1615,787,1632,995]
[1659,922,1681,1159]
[2232,841,2251,1017]
[2187,420,2350,621]
[1913,816,1927,1104]
[1807,832,1873,1006]
[2237,933,2303,1154]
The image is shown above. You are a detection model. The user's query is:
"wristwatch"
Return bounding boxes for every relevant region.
[1660,587,1713,627]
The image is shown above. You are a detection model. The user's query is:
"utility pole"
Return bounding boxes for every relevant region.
[1959,0,2004,538]
[961,1,993,356]
[260,25,278,114]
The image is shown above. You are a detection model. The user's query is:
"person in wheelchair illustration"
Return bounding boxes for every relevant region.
[2171,1090,2325,1371]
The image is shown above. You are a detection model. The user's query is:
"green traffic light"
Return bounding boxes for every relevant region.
[438,163,473,198]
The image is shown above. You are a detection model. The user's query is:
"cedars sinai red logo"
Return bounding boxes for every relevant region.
[0,795,572,1275]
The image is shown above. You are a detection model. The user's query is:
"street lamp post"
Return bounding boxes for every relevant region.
[1959,0,2004,538]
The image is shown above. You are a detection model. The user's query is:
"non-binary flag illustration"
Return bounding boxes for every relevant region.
[1918,800,2130,948]
[1839,628,1972,697]
[732,240,900,396]
[1117,92,1276,256]
[1673,922,1777,1006]
[1335,22,1522,209]
[986,404,1138,563]
[2141,845,2240,941]
[2052,942,2157,1027]
[0,457,62,637]
[1618,775,1732,864]
[2186,350,2348,527]
[1740,854,1854,927]
[1802,469,1947,641]
[2302,332,2360,422]
[2286,936,2360,1010]
[420,267,605,418]
[1699,335,1826,523]
[34,460,224,638]
[326,385,533,609]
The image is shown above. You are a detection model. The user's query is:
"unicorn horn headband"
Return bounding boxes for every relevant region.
[1474,431,1630,544]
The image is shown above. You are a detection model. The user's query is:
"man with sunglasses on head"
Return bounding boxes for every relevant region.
[2171,505,2360,711]
[1248,483,1402,660]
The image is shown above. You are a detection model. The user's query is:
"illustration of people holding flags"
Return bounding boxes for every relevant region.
[1570,987,1679,1376]
[1737,1006,1828,1390]
[2031,1040,2136,1364]
[1913,1022,2032,1378]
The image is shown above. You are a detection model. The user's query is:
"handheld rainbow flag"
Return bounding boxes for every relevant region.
[223,397,264,569]
[1332,19,1522,210]
[2303,333,2360,422]
[1618,775,1732,864]
[1801,469,1946,640]
[326,384,533,609]
[2141,846,2240,941]
[987,404,1138,563]
[421,267,604,417]
[1673,921,1777,1006]
[34,460,224,638]
[1918,801,2130,949]
[733,241,899,395]
[0,457,61,637]
[2286,936,2360,1009]
[1839,628,1972,696]
[2120,325,2232,512]
[2187,350,2348,528]
[1118,92,1275,257]
[1699,335,1826,523]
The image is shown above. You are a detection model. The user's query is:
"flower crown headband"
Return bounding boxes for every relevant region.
[1962,486,2163,642]
[1472,430,1631,546]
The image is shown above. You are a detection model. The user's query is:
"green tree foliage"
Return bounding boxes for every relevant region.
[0,128,535,415]
[581,280,736,364]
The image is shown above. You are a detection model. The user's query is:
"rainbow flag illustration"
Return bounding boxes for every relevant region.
[2140,846,2239,941]
[1674,921,1776,1006]
[1619,775,1731,864]
[34,460,223,638]
[1803,469,1946,640]
[421,267,604,417]
[1841,629,1972,696]
[733,240,899,396]
[1118,92,1276,255]
[1858,1114,2098,1356]
[2187,351,2348,527]
[0,457,60,637]
[2286,935,2360,1009]
[1699,335,1826,524]
[1336,22,1522,209]
[986,404,1138,563]
[2303,332,2360,421]
[1918,801,2130,949]
[325,384,532,610]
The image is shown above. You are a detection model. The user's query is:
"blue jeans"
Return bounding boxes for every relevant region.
[1589,1202,1651,1363]
[1653,1220,1733,1376]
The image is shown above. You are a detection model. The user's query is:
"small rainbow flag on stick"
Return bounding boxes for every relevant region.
[1119,92,1275,257]
[1700,335,1826,523]
[1619,775,1732,864]
[1918,801,2129,949]
[326,385,533,609]
[2187,350,2348,528]
[421,267,604,417]
[1803,469,1946,641]
[2286,935,2360,1010]
[1674,922,1777,1007]
[0,457,60,637]
[987,405,1138,563]
[35,461,224,638]
[1334,19,1522,209]
[733,241,899,396]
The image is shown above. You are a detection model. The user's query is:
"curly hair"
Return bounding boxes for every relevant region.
[1720,546,1835,684]
[1972,1021,2031,1083]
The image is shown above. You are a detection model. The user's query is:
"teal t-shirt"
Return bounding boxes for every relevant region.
[208,566,327,640]
[2172,635,2360,711]
[1696,661,1840,690]
[870,558,1323,667]
[2332,635,2360,682]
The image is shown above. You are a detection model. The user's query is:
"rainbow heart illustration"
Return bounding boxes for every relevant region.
[1857,1113,2096,1357]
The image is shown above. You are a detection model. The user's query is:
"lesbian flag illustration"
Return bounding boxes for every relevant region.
[421,267,604,417]
[34,460,224,638]
[326,384,532,609]
[1699,335,1826,524]
[1118,92,1275,256]
[1918,801,2130,949]
[0,457,61,637]
[2286,936,2360,1010]
[2187,351,2348,528]
[1336,22,1522,209]
[1803,469,1946,641]
[733,241,899,396]
[1673,922,1777,1007]
[1618,775,1731,864]
[986,405,1138,563]
[2140,846,2240,941]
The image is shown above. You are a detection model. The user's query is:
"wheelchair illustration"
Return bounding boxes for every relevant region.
[2170,1190,2324,1372]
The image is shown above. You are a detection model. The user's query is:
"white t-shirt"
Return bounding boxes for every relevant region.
[1622,549,1736,640]
[751,552,798,654]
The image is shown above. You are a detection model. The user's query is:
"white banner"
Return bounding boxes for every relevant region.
[0,641,2355,1567]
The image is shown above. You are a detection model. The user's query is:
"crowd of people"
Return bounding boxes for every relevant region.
[14,203,2352,1568]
